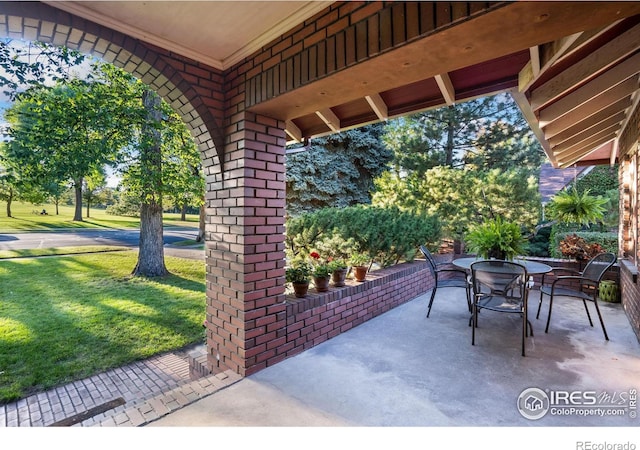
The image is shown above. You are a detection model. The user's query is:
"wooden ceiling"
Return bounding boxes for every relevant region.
[47,1,640,168]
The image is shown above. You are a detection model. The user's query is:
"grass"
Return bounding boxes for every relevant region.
[0,201,199,232]
[0,245,129,259]
[0,250,206,404]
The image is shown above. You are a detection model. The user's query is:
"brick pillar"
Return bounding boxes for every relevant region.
[205,111,287,376]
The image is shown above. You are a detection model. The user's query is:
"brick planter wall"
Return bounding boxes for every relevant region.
[245,260,434,372]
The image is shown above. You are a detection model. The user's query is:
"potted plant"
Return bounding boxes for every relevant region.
[286,261,312,298]
[465,216,526,261]
[310,251,331,292]
[350,252,370,282]
[328,258,348,287]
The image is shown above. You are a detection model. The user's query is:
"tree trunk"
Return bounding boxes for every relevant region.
[73,178,83,221]
[445,106,455,167]
[180,203,187,221]
[132,88,168,277]
[55,198,59,215]
[196,203,205,242]
[133,202,167,277]
[6,188,13,217]
[86,197,91,218]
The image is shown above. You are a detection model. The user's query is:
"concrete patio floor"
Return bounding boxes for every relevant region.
[148,286,640,435]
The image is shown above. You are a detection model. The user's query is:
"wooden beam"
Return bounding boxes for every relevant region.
[530,24,640,110]
[540,78,636,129]
[543,97,631,139]
[558,135,617,168]
[285,120,302,143]
[552,122,621,154]
[365,94,388,120]
[529,46,540,77]
[518,33,582,92]
[554,127,619,160]
[316,108,341,132]
[548,111,627,147]
[510,89,555,166]
[611,139,619,166]
[538,53,640,123]
[435,73,455,105]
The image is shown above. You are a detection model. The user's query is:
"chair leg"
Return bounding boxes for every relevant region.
[426,287,437,318]
[592,300,610,341]
[545,295,554,333]
[582,299,594,326]
[472,303,477,346]
[536,290,545,320]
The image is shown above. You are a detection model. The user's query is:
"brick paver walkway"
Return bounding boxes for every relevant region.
[0,346,241,427]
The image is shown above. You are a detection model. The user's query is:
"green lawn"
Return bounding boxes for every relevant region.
[0,250,206,404]
[0,201,199,232]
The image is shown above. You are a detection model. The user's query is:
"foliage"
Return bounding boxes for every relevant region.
[0,251,205,403]
[2,62,141,221]
[383,93,544,174]
[546,188,606,226]
[550,231,618,259]
[285,260,312,283]
[372,166,540,239]
[286,205,441,268]
[285,123,392,216]
[526,225,552,257]
[465,216,527,260]
[572,165,618,197]
[0,39,86,100]
[349,252,370,267]
[558,234,605,261]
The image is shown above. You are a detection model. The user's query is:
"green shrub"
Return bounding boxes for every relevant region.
[285,205,441,268]
[550,231,618,258]
[526,225,552,257]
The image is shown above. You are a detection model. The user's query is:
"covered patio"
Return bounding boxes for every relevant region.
[149,285,640,427]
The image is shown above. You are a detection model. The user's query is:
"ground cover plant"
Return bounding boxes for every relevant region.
[0,250,205,403]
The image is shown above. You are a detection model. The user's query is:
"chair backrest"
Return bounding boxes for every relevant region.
[470,260,527,298]
[582,252,617,282]
[419,245,437,276]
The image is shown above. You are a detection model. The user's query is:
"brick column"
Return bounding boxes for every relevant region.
[205,111,287,376]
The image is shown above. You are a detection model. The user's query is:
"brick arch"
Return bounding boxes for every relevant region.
[0,2,225,169]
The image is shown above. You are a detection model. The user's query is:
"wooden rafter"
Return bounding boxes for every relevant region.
[435,73,456,105]
[365,94,388,120]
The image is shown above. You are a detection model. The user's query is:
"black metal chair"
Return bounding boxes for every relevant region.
[420,245,470,317]
[537,252,616,340]
[470,260,531,356]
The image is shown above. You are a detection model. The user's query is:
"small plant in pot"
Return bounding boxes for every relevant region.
[328,258,349,287]
[465,216,526,261]
[310,251,332,292]
[350,252,370,282]
[286,260,312,298]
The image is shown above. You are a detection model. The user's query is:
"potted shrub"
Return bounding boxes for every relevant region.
[465,216,526,261]
[328,259,349,287]
[350,252,370,282]
[310,251,331,292]
[286,261,312,298]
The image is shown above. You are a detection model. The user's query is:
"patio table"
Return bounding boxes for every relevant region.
[452,257,552,276]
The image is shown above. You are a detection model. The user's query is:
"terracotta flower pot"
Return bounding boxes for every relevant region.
[353,265,368,282]
[292,281,309,298]
[332,268,348,287]
[314,276,330,292]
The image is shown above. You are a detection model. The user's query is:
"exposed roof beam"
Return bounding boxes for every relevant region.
[548,111,627,147]
[510,89,555,166]
[529,46,541,77]
[540,78,637,130]
[552,122,621,154]
[558,135,617,168]
[434,73,456,106]
[365,94,388,121]
[538,56,640,123]
[316,108,341,132]
[530,24,640,110]
[542,97,632,139]
[518,33,582,92]
[611,139,619,166]
[285,120,302,143]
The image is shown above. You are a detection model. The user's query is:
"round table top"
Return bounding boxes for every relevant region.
[452,257,553,275]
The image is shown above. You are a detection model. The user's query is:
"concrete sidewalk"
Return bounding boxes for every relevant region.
[148,288,640,428]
